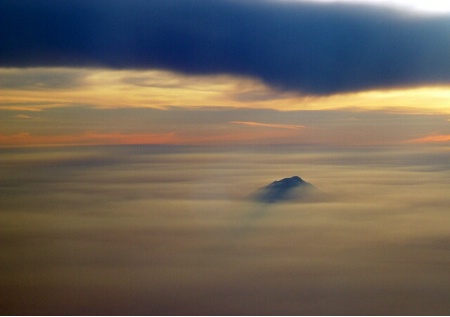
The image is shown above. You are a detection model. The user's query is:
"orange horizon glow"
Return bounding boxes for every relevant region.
[0,129,304,147]
[2,67,450,147]
[407,134,450,144]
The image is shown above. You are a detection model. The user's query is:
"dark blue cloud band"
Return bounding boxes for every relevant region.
[1,0,450,94]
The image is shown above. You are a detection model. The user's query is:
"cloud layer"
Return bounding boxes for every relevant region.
[2,145,450,314]
[1,0,450,94]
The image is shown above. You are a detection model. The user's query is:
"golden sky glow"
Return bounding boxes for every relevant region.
[1,67,450,147]
[1,68,450,113]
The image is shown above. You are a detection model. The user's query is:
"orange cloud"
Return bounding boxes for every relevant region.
[407,134,450,144]
[229,121,305,130]
[0,129,302,147]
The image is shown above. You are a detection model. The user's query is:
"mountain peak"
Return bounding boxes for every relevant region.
[267,176,304,188]
[253,176,318,203]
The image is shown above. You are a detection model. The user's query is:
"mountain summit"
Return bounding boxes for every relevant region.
[253,176,319,203]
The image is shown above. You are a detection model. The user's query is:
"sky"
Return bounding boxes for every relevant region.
[1,0,450,147]
[2,2,450,314]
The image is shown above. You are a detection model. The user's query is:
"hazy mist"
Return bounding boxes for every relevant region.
[1,145,449,314]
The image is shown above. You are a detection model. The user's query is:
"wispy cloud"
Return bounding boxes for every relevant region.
[2,68,450,113]
[407,134,450,143]
[2,106,449,147]
[229,121,305,130]
[14,114,32,119]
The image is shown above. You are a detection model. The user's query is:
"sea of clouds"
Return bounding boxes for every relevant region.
[1,144,449,314]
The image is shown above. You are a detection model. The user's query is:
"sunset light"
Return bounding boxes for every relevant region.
[1,0,450,315]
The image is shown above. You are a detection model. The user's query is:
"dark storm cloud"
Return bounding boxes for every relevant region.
[1,0,450,94]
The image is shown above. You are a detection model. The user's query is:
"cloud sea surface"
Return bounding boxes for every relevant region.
[1,144,449,314]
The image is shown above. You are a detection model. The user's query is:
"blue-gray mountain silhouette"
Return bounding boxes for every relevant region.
[253,176,319,203]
